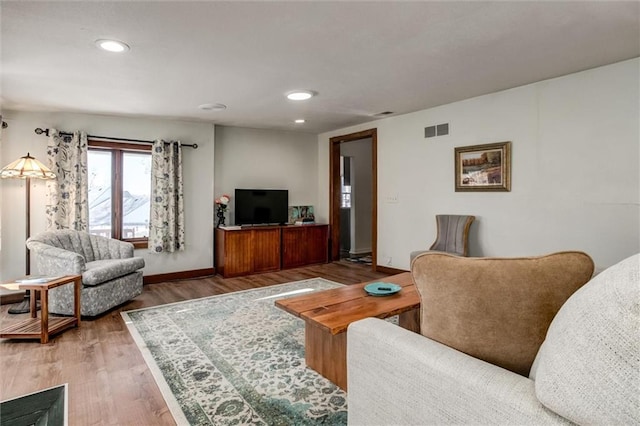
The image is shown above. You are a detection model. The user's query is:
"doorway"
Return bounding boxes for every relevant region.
[329,128,377,271]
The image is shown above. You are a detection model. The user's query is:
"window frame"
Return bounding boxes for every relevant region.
[88,139,151,249]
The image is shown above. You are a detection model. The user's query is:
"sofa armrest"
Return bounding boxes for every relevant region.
[26,241,86,275]
[347,318,569,425]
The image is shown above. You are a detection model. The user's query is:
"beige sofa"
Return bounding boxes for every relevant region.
[347,252,639,425]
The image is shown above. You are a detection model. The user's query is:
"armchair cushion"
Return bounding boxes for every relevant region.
[429,214,475,256]
[411,251,594,376]
[83,257,146,286]
[532,253,640,425]
[410,215,475,263]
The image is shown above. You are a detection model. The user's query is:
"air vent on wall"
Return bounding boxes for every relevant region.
[425,122,449,138]
[436,123,449,136]
[425,126,436,138]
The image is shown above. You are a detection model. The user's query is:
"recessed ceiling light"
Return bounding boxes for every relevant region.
[198,103,227,111]
[286,90,315,101]
[95,39,130,53]
[294,119,306,124]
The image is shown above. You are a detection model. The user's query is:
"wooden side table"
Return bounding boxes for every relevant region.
[0,275,81,343]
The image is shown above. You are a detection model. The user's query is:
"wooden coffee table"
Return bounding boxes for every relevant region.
[275,272,419,390]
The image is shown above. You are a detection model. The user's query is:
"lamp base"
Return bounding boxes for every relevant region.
[7,296,39,315]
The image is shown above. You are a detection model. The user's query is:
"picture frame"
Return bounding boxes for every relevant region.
[288,205,315,224]
[455,141,511,192]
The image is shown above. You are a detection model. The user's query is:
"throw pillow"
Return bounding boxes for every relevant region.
[532,253,639,424]
[410,251,594,376]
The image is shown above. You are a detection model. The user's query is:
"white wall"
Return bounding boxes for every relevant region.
[318,59,640,271]
[0,110,215,280]
[214,126,318,224]
[341,138,373,254]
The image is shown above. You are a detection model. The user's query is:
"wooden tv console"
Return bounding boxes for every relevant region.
[214,224,329,278]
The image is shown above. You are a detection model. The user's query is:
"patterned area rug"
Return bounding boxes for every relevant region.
[122,278,347,425]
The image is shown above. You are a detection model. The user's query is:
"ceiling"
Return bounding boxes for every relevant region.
[1,1,638,134]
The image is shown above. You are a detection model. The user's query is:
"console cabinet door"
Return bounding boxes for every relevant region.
[216,229,253,277]
[306,225,329,265]
[252,228,281,273]
[282,227,308,268]
[282,225,329,269]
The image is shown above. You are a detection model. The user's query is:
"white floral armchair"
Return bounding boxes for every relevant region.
[26,230,145,316]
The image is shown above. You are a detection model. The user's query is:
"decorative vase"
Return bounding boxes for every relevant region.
[216,205,226,228]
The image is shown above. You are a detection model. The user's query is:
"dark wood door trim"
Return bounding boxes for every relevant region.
[329,128,377,271]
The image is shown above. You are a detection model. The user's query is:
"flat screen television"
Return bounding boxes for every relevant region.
[234,189,288,226]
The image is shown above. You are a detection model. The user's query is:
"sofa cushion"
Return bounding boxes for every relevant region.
[411,251,594,376]
[532,253,640,425]
[82,257,145,286]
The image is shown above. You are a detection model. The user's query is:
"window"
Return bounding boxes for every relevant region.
[340,155,352,208]
[341,187,351,208]
[87,140,152,248]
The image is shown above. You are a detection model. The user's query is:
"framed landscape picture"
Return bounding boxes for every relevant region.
[455,141,511,192]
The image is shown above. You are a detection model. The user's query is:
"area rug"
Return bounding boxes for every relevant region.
[122,278,348,425]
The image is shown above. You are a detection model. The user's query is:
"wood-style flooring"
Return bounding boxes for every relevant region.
[0,261,390,425]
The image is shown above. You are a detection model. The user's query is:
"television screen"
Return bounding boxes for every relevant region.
[235,189,288,226]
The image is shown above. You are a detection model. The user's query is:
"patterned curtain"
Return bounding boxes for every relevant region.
[45,129,89,231]
[149,140,185,253]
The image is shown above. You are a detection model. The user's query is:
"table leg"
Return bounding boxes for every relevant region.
[74,277,81,326]
[30,294,37,318]
[40,290,49,344]
[305,323,347,390]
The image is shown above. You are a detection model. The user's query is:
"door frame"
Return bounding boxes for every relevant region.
[329,128,377,270]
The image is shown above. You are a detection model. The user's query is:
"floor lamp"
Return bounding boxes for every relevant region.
[0,152,56,314]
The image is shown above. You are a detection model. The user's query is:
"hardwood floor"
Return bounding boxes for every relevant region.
[0,261,389,425]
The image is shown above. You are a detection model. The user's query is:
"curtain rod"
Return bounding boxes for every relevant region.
[34,128,198,149]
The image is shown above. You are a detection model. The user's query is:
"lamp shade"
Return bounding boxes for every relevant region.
[0,153,55,180]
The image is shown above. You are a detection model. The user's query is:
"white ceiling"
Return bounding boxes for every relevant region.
[2,1,638,134]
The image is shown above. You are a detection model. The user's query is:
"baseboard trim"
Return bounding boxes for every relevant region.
[375,265,408,275]
[143,268,216,284]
